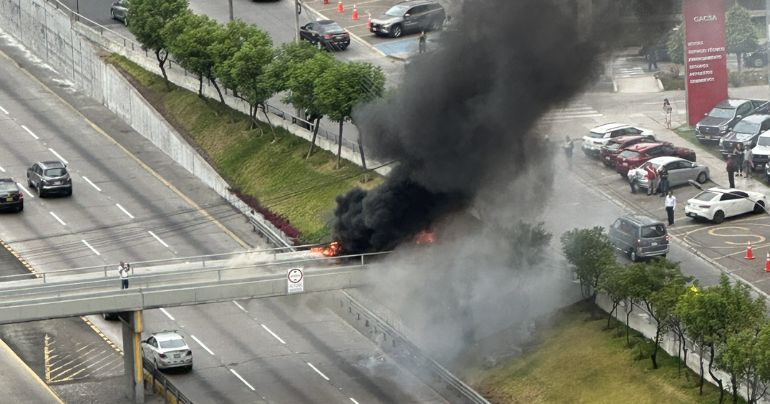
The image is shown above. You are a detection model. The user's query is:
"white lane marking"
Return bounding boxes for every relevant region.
[191,335,215,356]
[20,125,39,139]
[116,203,134,219]
[16,183,34,198]
[0,105,7,114]
[0,166,4,172]
[307,362,330,381]
[81,240,100,256]
[49,211,66,226]
[48,148,69,165]
[232,301,247,313]
[230,369,256,391]
[148,231,170,248]
[350,398,360,404]
[81,176,102,192]
[159,308,175,321]
[261,324,286,345]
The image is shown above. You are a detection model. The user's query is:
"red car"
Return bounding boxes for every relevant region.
[600,135,654,168]
[615,142,696,177]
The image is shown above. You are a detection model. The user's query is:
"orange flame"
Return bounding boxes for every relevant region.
[414,230,435,245]
[311,241,342,257]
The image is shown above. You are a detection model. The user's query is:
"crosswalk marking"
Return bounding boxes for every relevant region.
[542,103,603,122]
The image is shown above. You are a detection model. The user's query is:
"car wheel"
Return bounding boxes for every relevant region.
[696,172,708,184]
[629,249,638,262]
[37,183,44,197]
[753,58,765,68]
[754,201,765,214]
[619,172,627,179]
[66,187,72,197]
[390,24,402,38]
[111,10,116,21]
[713,210,725,224]
[154,359,161,371]
[17,204,22,212]
[186,364,193,372]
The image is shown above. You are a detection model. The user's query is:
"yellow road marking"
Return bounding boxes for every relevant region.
[0,338,64,403]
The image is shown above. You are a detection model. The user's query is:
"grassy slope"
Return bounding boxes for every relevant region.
[105,54,381,243]
[466,304,730,404]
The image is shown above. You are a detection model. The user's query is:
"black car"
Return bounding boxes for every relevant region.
[744,44,768,68]
[370,0,445,38]
[718,114,770,158]
[110,0,129,25]
[27,161,72,197]
[299,20,350,51]
[0,178,23,212]
[695,99,770,142]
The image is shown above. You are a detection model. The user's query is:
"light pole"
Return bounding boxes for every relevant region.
[228,0,233,21]
[295,0,302,43]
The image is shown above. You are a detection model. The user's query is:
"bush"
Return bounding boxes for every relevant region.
[229,187,301,242]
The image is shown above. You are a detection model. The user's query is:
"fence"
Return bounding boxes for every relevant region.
[143,358,193,404]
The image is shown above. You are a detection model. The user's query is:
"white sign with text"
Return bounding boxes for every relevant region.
[287,267,304,294]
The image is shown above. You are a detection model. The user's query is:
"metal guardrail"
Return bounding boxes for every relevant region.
[142,358,192,404]
[339,291,490,404]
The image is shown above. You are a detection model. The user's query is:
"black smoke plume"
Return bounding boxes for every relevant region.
[334,0,676,253]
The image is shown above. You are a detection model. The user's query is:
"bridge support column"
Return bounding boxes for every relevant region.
[121,310,144,403]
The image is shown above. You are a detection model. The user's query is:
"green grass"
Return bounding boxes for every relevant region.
[465,303,731,404]
[673,125,723,160]
[105,54,382,243]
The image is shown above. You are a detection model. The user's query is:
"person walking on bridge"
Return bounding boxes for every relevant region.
[118,261,130,289]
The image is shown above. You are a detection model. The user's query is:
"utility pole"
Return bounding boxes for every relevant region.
[228,0,234,21]
[295,0,302,43]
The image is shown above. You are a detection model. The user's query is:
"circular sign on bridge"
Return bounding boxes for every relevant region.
[287,267,304,294]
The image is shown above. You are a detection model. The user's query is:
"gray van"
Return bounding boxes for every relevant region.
[608,214,669,262]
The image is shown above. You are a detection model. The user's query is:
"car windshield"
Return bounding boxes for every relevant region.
[0,182,17,192]
[708,107,735,119]
[757,136,770,146]
[734,132,755,141]
[44,168,66,177]
[384,5,409,16]
[159,339,186,349]
[641,224,666,238]
[587,131,605,139]
[319,22,344,33]
[733,121,761,135]
[619,150,640,158]
[693,191,718,202]
[605,143,621,151]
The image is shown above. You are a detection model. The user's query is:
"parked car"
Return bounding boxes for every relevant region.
[299,20,350,51]
[753,132,770,170]
[110,0,129,25]
[609,214,669,262]
[370,0,445,38]
[684,188,766,224]
[582,123,655,158]
[614,142,696,177]
[695,99,770,142]
[718,114,770,158]
[141,331,193,372]
[0,178,23,212]
[627,156,710,191]
[743,43,768,68]
[27,161,72,197]
[600,135,654,168]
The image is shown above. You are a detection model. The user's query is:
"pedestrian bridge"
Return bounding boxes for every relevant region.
[0,247,385,325]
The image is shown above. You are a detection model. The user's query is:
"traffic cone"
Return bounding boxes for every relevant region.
[765,253,770,273]
[366,13,372,30]
[746,241,755,260]
[352,4,359,21]
[337,0,343,13]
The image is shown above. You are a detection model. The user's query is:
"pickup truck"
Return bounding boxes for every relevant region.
[717,114,770,158]
[695,99,770,142]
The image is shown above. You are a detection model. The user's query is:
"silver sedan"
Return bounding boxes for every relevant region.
[627,156,710,190]
[141,331,193,372]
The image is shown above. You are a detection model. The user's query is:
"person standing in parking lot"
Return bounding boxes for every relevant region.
[645,164,657,195]
[418,31,427,54]
[734,143,745,177]
[657,167,669,196]
[663,98,673,129]
[727,155,736,188]
[563,136,574,166]
[664,191,676,226]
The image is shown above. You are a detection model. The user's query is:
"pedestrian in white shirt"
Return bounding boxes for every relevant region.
[118,261,129,289]
[664,191,676,226]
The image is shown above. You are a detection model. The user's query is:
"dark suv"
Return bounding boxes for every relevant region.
[370,0,445,38]
[0,179,23,212]
[718,114,770,158]
[27,161,72,197]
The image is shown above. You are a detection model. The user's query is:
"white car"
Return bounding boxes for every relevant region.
[685,188,767,223]
[141,331,193,372]
[582,123,655,157]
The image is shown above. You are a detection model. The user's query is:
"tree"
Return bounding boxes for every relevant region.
[222,31,275,133]
[284,53,338,158]
[267,41,319,92]
[211,20,267,97]
[127,0,188,87]
[718,323,770,404]
[676,284,710,394]
[560,227,616,305]
[667,25,684,66]
[316,61,385,169]
[163,12,225,102]
[726,3,758,72]
[598,263,630,329]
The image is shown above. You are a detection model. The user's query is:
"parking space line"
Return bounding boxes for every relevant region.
[81,176,102,192]
[190,335,215,356]
[230,369,256,391]
[81,240,100,256]
[350,398,360,404]
[20,125,39,139]
[307,362,330,381]
[232,300,247,313]
[159,308,175,321]
[115,203,134,219]
[148,231,170,248]
[0,105,7,114]
[261,324,286,344]
[49,211,66,226]
[16,183,34,199]
[48,148,68,165]
[0,166,5,172]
